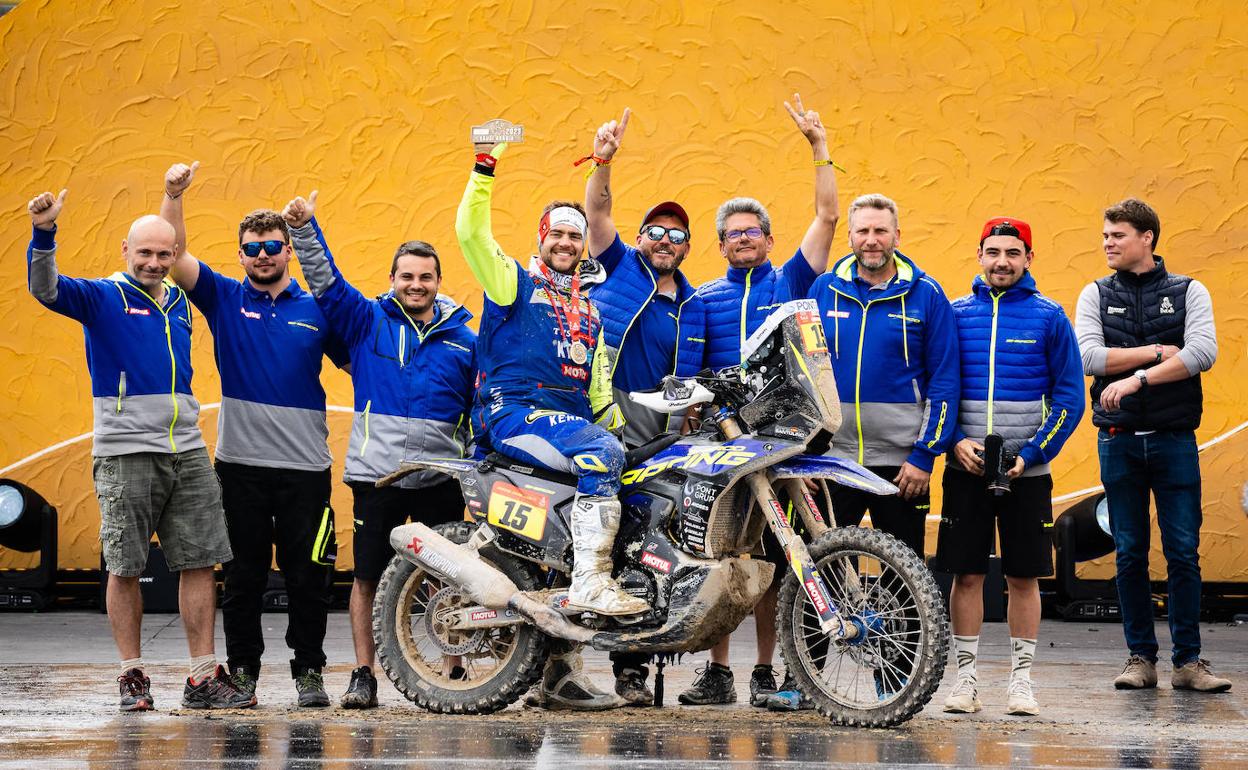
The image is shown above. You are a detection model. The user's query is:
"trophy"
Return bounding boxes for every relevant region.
[471,118,525,144]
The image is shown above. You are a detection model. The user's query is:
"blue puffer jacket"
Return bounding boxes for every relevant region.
[810,252,960,471]
[584,234,705,382]
[950,272,1085,476]
[696,250,818,370]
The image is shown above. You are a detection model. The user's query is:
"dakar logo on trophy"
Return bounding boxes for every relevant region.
[471,118,525,144]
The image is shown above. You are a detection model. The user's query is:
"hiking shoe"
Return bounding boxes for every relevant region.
[1113,655,1158,690]
[748,664,778,708]
[524,652,623,711]
[341,666,379,709]
[615,667,654,707]
[1005,677,1039,716]
[182,665,257,709]
[228,665,258,699]
[294,668,330,708]
[1171,659,1232,693]
[943,676,981,714]
[678,662,736,705]
[118,668,154,712]
[766,673,813,711]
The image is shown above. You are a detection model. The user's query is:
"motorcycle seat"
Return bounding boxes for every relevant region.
[478,432,681,490]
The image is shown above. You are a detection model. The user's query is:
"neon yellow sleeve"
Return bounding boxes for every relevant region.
[590,327,624,433]
[454,145,518,306]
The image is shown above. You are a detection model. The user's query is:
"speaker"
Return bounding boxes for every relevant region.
[100,541,181,613]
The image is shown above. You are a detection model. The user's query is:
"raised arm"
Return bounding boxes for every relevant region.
[785,93,840,274]
[26,189,101,322]
[585,108,629,260]
[454,141,519,307]
[159,161,201,291]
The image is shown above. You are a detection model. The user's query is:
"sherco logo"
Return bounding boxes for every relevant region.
[805,579,829,615]
[1107,306,1127,315]
[240,308,262,320]
[640,551,672,574]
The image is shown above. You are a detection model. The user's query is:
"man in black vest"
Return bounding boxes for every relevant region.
[1075,198,1230,693]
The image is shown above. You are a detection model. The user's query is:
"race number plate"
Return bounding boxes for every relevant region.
[487,482,548,540]
[797,311,828,354]
[471,118,525,144]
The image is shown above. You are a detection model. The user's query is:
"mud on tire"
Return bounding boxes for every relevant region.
[776,526,949,727]
[373,520,549,713]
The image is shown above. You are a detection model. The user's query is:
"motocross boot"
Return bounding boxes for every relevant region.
[567,496,649,616]
[524,649,624,710]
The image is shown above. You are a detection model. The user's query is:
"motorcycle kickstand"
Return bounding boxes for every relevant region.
[654,658,665,708]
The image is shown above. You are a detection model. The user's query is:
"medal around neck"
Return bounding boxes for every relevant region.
[570,340,589,365]
[471,119,525,144]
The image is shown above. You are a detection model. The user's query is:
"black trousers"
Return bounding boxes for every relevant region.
[218,461,336,674]
[830,465,929,557]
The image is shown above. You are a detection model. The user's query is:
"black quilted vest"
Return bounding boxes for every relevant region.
[1090,257,1201,430]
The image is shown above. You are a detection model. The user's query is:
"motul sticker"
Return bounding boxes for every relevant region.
[470,609,497,621]
[769,499,792,530]
[640,551,672,574]
[805,579,829,615]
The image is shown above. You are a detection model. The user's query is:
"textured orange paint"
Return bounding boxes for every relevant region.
[0,1,1244,577]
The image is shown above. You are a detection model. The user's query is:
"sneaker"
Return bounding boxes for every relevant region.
[614,667,654,707]
[182,665,257,709]
[748,664,778,708]
[524,652,623,711]
[118,668,154,712]
[1005,677,1039,716]
[228,665,258,699]
[677,662,736,705]
[294,668,330,708]
[766,672,813,711]
[341,666,379,709]
[1113,655,1158,690]
[943,675,982,714]
[1171,659,1232,693]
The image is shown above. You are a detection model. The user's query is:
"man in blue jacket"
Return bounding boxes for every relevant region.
[159,162,349,708]
[682,94,841,709]
[283,191,478,709]
[779,193,959,709]
[937,217,1084,717]
[24,189,250,712]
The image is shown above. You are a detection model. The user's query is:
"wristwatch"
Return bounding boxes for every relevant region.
[1134,369,1149,387]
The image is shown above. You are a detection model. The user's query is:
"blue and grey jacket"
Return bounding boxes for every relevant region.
[950,272,1084,476]
[187,263,349,472]
[290,218,477,489]
[583,233,705,385]
[25,226,204,456]
[696,250,818,371]
[809,252,959,471]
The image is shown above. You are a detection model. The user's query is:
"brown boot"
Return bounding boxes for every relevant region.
[1171,659,1232,693]
[1113,655,1158,689]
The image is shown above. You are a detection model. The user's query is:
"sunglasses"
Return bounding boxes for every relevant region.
[640,225,689,245]
[240,240,286,258]
[724,227,766,242]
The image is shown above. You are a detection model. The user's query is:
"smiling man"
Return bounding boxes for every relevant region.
[160,163,351,708]
[282,190,478,709]
[937,217,1084,718]
[25,187,244,712]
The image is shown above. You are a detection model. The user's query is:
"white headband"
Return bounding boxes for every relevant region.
[540,206,587,242]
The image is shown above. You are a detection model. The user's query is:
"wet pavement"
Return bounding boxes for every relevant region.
[0,613,1244,768]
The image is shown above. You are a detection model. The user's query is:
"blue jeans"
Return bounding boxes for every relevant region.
[1097,429,1202,666]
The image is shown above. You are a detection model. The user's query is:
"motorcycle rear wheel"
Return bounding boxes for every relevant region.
[776,526,949,727]
[373,520,549,713]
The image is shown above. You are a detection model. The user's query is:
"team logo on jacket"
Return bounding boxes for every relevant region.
[240,307,261,320]
[1160,296,1175,314]
[126,307,150,316]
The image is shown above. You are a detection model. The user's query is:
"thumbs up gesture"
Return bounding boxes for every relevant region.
[282,190,319,228]
[28,189,67,231]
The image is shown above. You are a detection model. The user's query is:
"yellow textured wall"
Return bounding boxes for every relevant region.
[1,0,1245,578]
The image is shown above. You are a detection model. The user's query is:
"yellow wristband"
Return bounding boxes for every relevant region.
[814,159,847,172]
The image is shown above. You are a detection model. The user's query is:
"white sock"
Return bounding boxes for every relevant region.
[953,635,979,682]
[189,655,218,683]
[120,657,143,675]
[1010,637,1037,682]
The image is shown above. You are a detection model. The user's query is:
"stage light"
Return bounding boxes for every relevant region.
[0,479,58,610]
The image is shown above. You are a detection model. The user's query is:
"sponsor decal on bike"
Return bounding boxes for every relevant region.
[640,551,672,574]
[407,537,462,579]
[622,446,757,484]
[799,314,828,354]
[487,482,549,540]
[805,578,829,615]
[768,498,792,530]
[470,609,497,622]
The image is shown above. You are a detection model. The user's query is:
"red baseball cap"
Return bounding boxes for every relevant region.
[641,201,690,231]
[979,217,1032,250]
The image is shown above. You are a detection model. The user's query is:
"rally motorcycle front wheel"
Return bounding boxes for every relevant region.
[777,526,949,727]
[373,520,549,713]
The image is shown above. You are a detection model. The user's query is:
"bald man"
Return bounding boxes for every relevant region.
[25,191,251,712]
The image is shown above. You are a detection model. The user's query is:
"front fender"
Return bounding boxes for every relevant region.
[769,454,898,495]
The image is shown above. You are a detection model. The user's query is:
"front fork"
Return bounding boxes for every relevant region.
[717,412,858,641]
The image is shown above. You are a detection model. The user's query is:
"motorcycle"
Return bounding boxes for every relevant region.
[371,299,949,727]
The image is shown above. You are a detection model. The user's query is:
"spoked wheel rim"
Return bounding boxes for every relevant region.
[789,547,927,709]
[393,563,522,692]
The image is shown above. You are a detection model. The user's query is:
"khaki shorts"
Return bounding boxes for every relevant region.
[93,447,233,576]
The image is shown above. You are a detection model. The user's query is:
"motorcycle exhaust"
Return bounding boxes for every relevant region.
[389,523,593,643]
